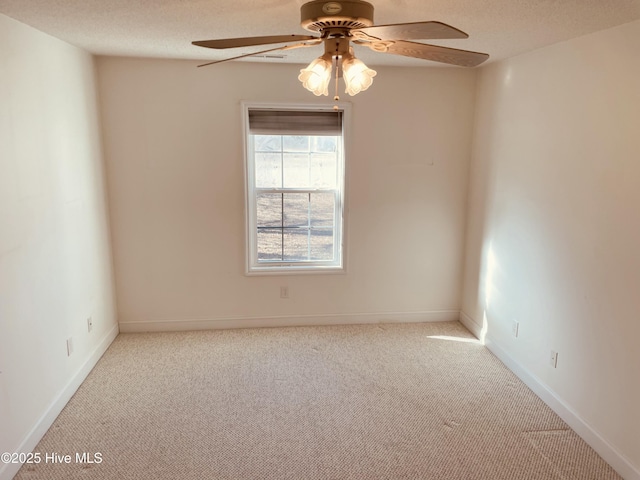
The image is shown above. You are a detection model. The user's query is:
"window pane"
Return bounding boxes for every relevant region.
[310,193,334,227]
[283,136,310,152]
[256,193,282,227]
[312,136,337,153]
[283,229,309,261]
[283,193,309,227]
[254,135,282,152]
[310,229,334,261]
[255,152,282,188]
[310,153,337,188]
[283,153,310,188]
[246,108,345,272]
[257,229,282,261]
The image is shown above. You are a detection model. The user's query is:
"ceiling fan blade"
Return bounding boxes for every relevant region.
[197,42,319,68]
[352,21,468,41]
[193,35,318,49]
[376,40,489,67]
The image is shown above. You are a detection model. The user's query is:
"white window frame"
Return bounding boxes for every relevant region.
[242,102,349,275]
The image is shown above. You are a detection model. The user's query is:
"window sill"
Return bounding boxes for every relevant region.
[245,264,345,276]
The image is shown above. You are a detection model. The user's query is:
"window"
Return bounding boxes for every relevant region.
[243,104,348,274]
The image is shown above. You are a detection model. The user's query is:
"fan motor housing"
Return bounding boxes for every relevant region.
[301,0,374,32]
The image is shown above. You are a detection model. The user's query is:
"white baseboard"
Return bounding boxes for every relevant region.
[118,310,460,333]
[0,323,119,480]
[460,311,639,480]
[458,310,484,339]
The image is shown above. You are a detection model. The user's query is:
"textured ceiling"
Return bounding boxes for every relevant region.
[1,0,640,67]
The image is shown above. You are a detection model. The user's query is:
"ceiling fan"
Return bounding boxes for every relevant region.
[192,0,489,97]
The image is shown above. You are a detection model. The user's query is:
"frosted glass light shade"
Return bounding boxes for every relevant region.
[342,55,377,96]
[298,55,332,96]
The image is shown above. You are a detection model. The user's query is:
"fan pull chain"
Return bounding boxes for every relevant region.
[333,54,340,110]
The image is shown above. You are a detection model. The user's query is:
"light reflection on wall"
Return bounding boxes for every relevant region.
[479,241,499,344]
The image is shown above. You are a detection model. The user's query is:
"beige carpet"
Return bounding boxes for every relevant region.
[16,321,620,479]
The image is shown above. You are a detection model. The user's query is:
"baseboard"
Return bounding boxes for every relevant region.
[458,310,484,339]
[0,323,119,480]
[460,311,639,480]
[118,310,460,333]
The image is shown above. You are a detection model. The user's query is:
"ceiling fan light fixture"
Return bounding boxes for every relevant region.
[342,50,376,96]
[194,1,490,91]
[298,53,333,96]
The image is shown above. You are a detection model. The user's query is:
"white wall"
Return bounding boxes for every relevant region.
[461,20,640,478]
[0,15,118,480]
[98,57,477,331]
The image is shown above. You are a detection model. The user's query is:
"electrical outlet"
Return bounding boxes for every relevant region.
[87,316,93,333]
[512,321,519,338]
[66,337,74,357]
[280,286,289,299]
[550,350,558,368]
